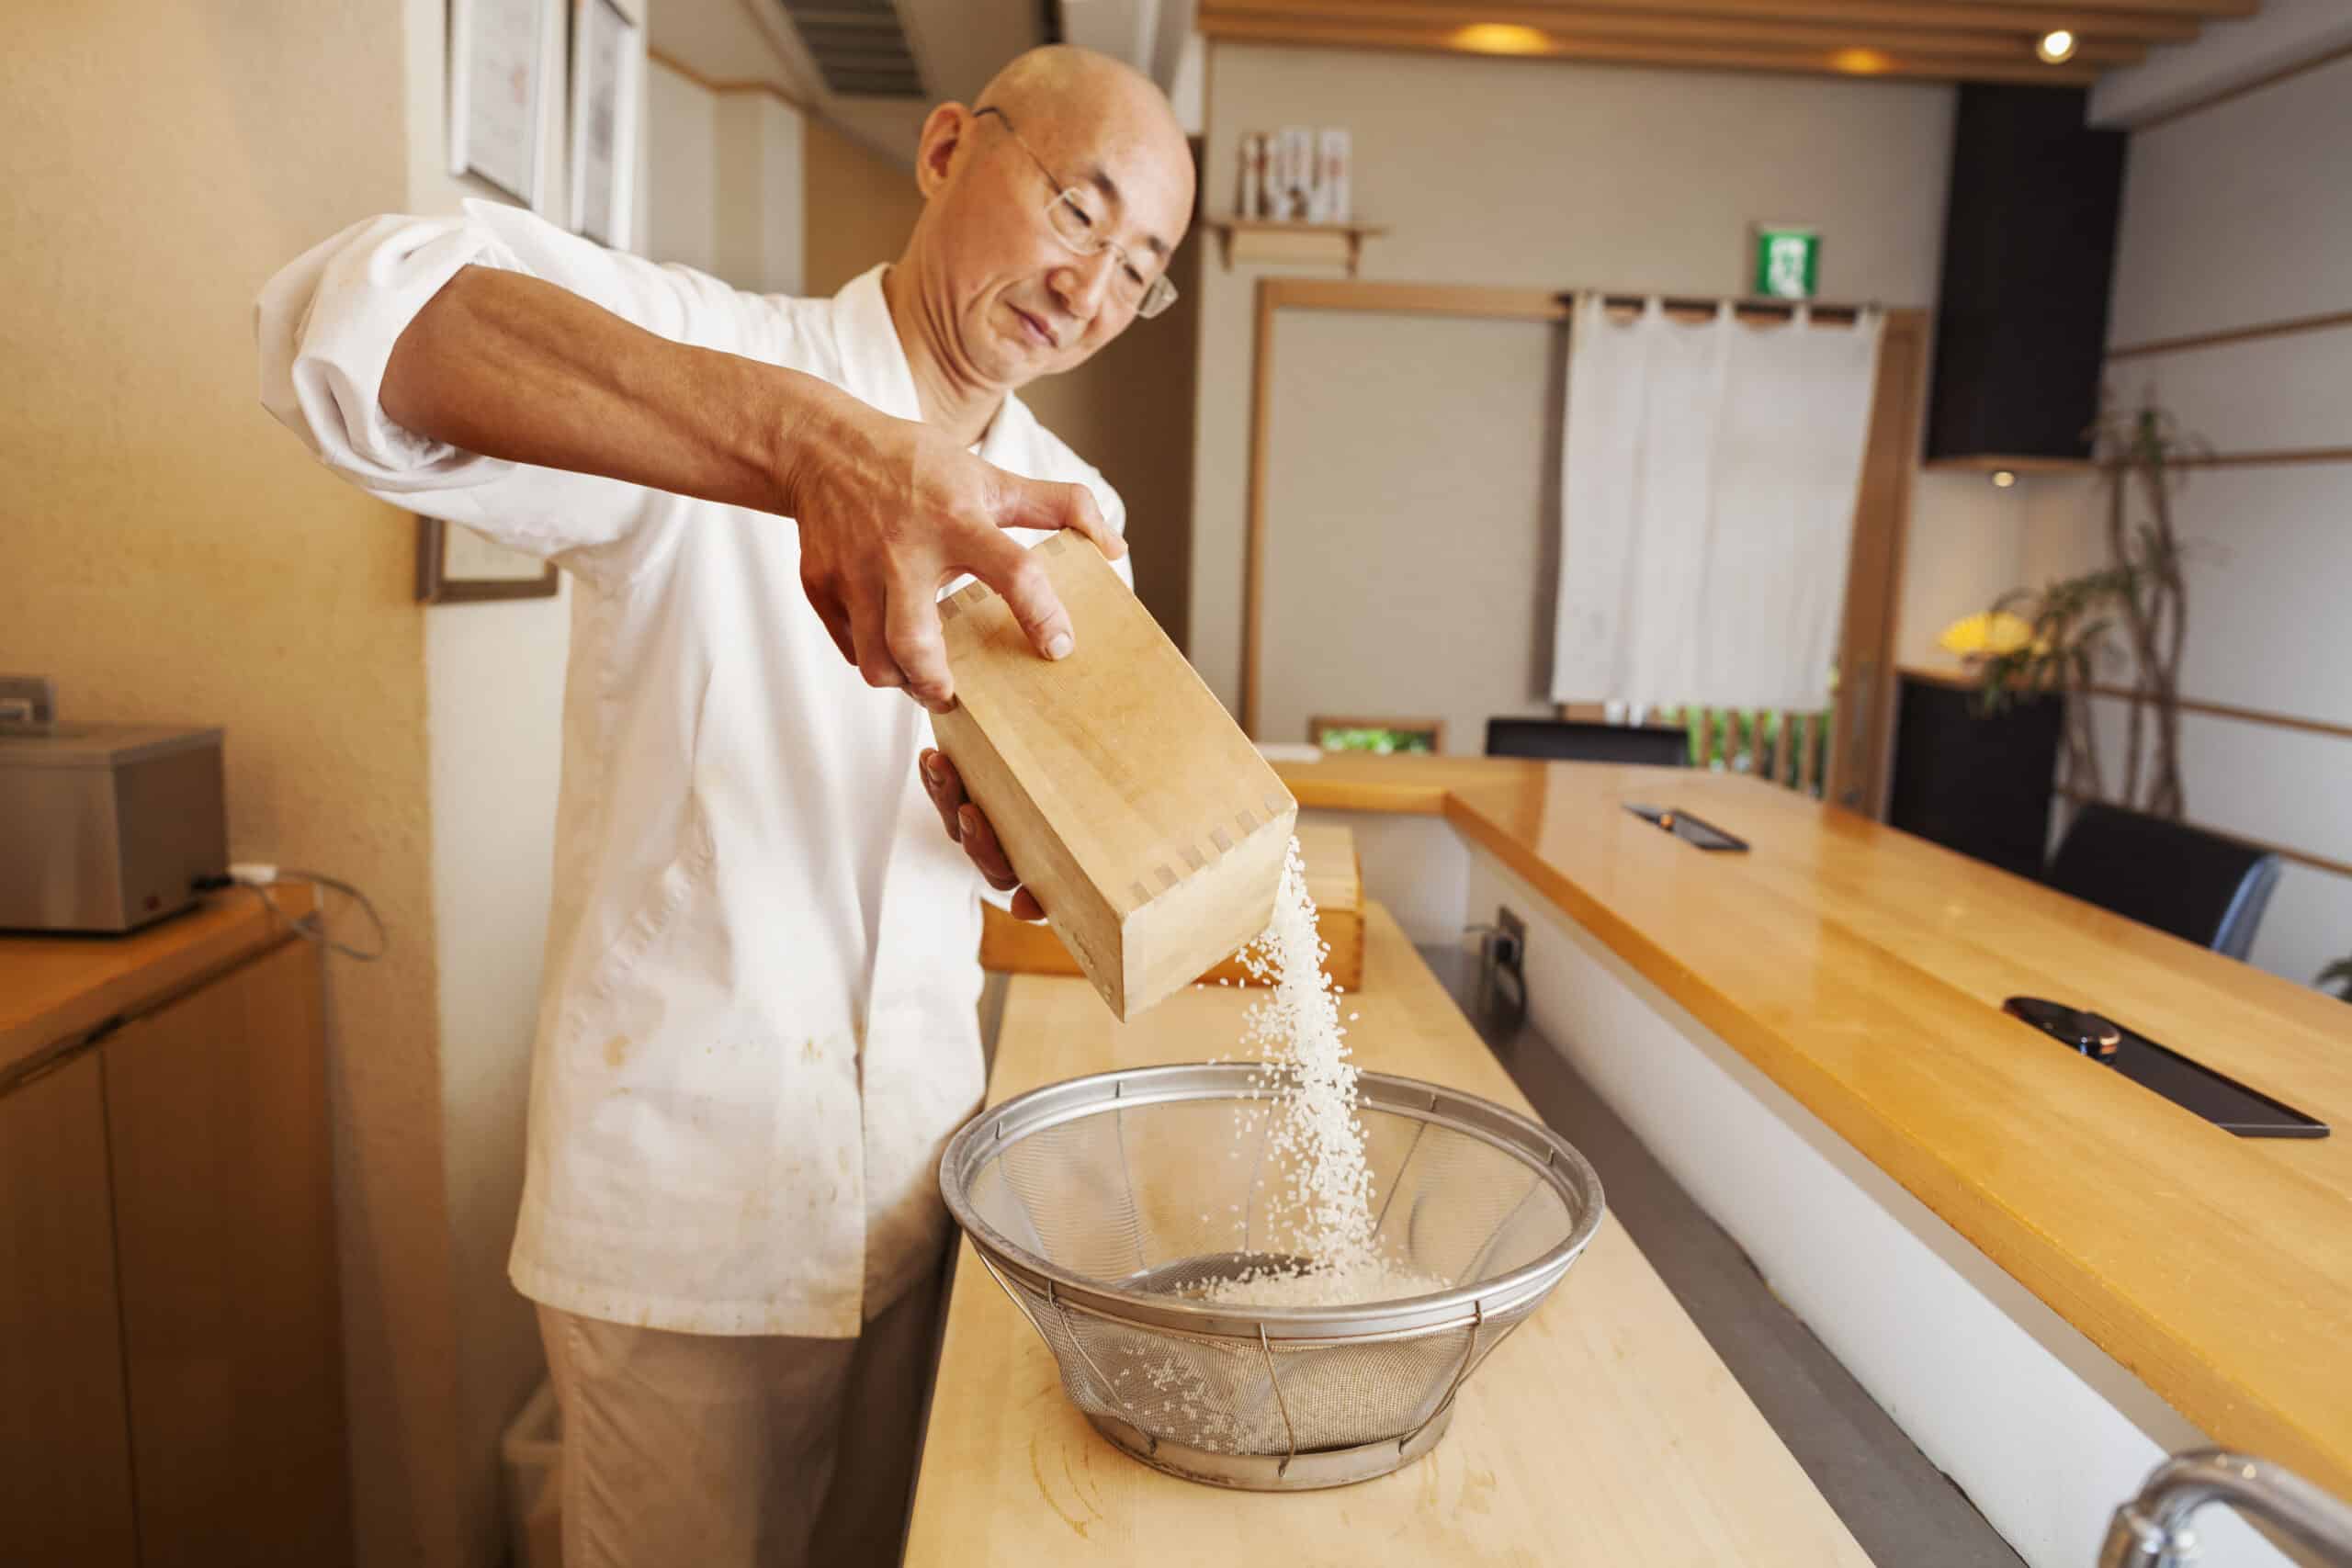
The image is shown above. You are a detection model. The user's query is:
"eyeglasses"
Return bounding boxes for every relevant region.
[973,106,1178,321]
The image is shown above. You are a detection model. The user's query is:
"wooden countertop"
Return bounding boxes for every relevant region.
[906,905,1874,1566]
[1275,753,2352,1497]
[1,887,313,1070]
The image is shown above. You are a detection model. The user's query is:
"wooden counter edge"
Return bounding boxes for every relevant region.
[0,886,318,1071]
[1271,762,2352,1501]
[1272,769,1453,815]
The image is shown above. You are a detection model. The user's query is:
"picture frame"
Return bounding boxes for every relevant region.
[414,516,560,604]
[569,0,643,247]
[449,0,554,208]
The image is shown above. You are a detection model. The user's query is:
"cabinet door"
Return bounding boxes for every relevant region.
[0,1049,140,1568]
[104,939,351,1567]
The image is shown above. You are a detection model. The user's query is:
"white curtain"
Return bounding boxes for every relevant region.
[1550,293,1883,713]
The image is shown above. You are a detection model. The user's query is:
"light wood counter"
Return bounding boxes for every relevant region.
[1,886,315,1070]
[1275,754,2352,1499]
[3,885,342,1563]
[906,905,1875,1566]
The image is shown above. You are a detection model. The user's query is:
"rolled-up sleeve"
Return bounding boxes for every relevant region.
[255,199,754,574]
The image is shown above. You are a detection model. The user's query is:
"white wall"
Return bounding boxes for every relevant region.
[2089,0,2352,130]
[2019,51,2352,996]
[643,59,804,293]
[715,91,805,295]
[1191,43,2007,739]
[647,56,718,274]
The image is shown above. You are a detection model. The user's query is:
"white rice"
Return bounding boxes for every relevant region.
[1198,837,1443,1309]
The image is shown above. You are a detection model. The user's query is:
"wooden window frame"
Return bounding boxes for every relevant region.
[1241,277,1928,818]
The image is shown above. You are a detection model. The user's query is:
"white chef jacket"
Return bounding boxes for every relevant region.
[254,200,1129,1337]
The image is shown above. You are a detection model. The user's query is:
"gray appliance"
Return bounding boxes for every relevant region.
[0,677,228,933]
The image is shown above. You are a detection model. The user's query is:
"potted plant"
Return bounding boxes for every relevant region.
[1966,399,2207,818]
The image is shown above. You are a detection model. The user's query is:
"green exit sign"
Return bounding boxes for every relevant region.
[1752,224,1819,299]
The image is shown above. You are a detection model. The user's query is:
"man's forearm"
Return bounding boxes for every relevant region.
[379,265,842,515]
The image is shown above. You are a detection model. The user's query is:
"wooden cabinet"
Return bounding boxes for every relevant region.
[1925,85,2127,467]
[0,1052,140,1568]
[0,930,347,1565]
[1886,671,2063,880]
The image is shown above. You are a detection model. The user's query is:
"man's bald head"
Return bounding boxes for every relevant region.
[894,46,1195,393]
[978,46,1193,202]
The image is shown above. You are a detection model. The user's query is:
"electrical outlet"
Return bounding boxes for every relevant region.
[0,673,55,728]
[1476,904,1532,1037]
[1494,904,1526,976]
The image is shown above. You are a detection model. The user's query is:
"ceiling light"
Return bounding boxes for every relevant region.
[1451,23,1550,55]
[1829,47,1893,75]
[1991,469,2018,488]
[2037,29,2077,64]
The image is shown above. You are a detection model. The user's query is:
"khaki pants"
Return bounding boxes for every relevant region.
[537,1262,946,1568]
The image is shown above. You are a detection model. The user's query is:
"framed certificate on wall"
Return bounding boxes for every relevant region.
[414,516,560,604]
[570,0,643,248]
[449,0,553,207]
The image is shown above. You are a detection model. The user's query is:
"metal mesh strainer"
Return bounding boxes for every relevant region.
[939,1064,1606,1490]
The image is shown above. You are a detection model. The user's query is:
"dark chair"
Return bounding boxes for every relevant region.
[2045,802,2281,961]
[1485,717,1689,767]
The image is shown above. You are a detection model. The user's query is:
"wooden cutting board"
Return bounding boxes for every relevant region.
[979,819,1364,992]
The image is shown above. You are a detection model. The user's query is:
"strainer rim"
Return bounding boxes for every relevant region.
[938,1063,1606,1341]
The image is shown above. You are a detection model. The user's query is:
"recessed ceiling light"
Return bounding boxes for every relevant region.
[1829,46,1893,75]
[2037,28,2077,64]
[1991,469,2018,488]
[1451,23,1549,55]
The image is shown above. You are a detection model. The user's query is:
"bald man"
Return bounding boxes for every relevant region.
[255,46,1194,1568]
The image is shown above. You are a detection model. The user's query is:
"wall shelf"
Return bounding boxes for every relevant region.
[1209,218,1389,276]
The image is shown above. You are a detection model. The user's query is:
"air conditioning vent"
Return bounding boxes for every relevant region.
[777,0,926,98]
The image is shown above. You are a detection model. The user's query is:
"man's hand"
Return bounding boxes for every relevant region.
[920,747,1044,920]
[785,389,1125,714]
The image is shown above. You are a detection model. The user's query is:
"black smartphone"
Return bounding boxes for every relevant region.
[2002,997,2328,1138]
[1625,804,1749,852]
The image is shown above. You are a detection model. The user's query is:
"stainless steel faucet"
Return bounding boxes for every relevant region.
[2100,1450,2352,1567]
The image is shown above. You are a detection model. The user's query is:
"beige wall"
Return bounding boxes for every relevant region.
[2017,53,2352,993]
[1191,43,1981,742]
[1894,477,2028,671]
[1253,306,1555,750]
[2,4,462,1564]
[401,0,586,1559]
[1014,214,1203,650]
[803,114,924,298]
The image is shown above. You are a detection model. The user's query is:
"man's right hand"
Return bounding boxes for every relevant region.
[781,387,1125,713]
[379,267,1122,716]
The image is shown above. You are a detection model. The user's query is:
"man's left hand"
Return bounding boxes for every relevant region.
[919,748,1044,921]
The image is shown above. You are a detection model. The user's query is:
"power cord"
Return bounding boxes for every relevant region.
[193,863,389,963]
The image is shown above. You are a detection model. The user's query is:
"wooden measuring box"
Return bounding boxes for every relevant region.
[981,819,1364,992]
[934,534,1298,1020]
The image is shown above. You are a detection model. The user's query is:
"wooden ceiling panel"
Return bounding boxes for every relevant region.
[1211,0,2204,42]
[1198,0,2252,85]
